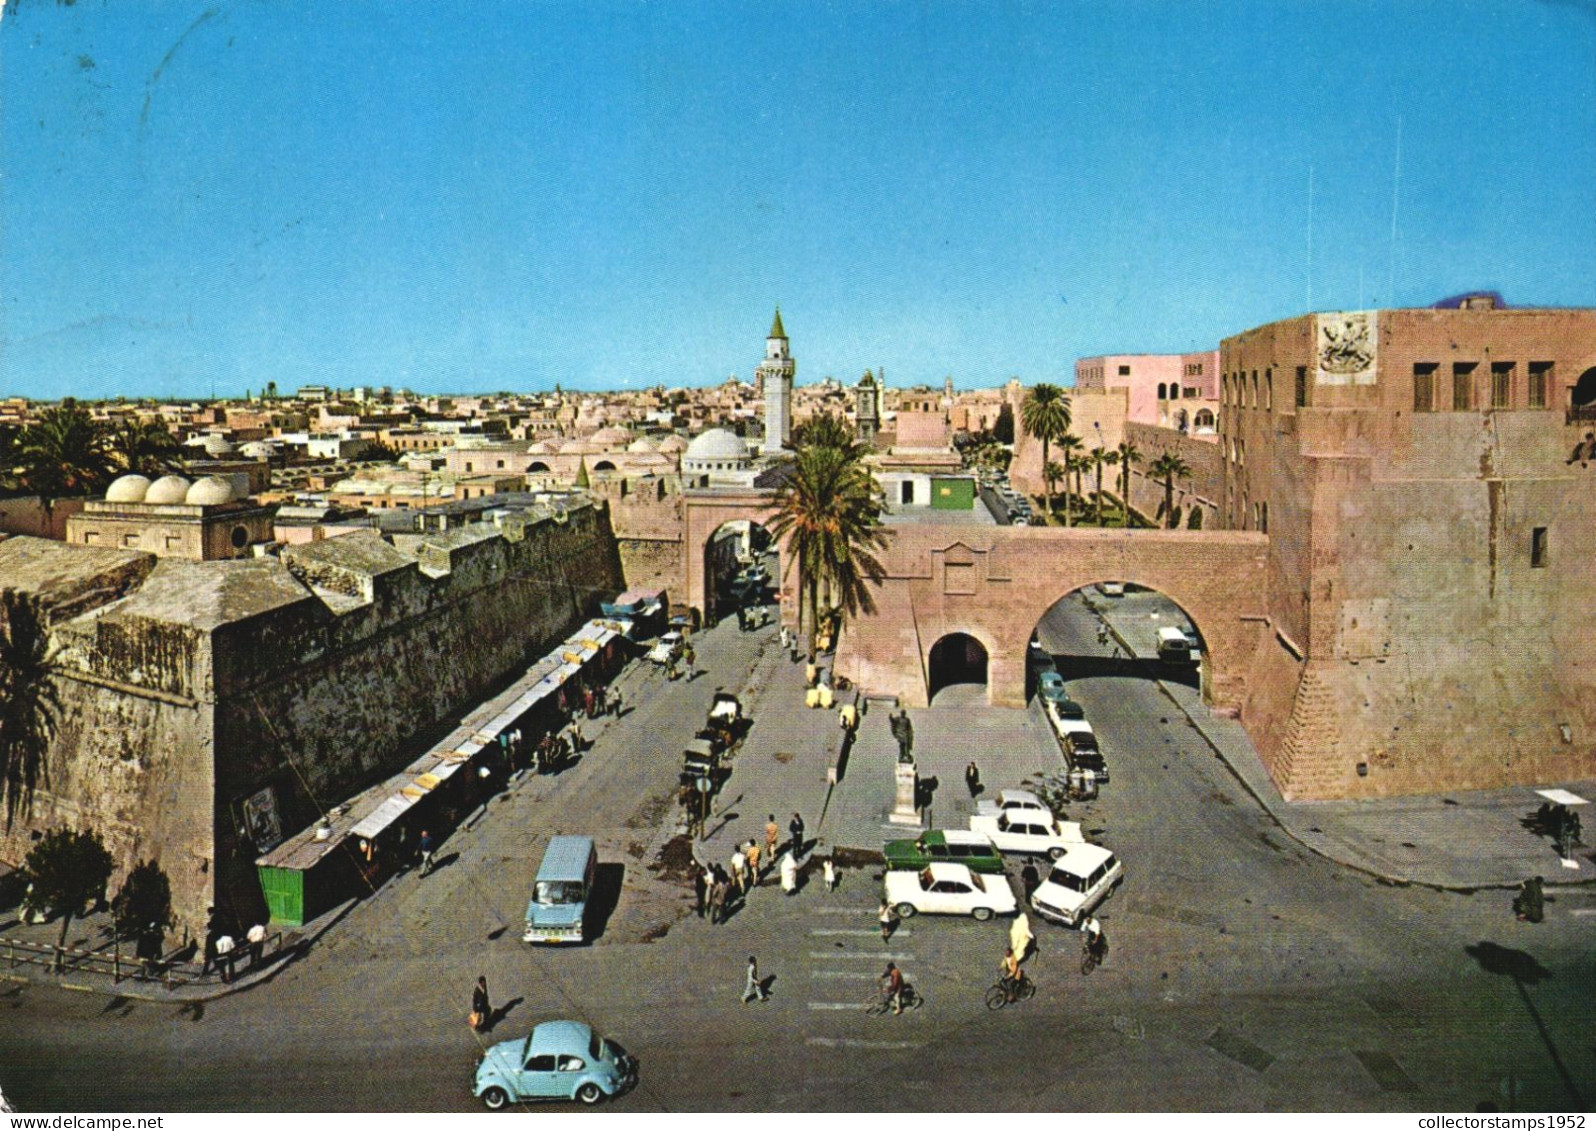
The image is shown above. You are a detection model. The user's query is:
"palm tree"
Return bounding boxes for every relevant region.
[0,423,21,491]
[1115,439,1142,524]
[1149,451,1193,529]
[1066,451,1090,520]
[1091,447,1119,525]
[1020,385,1072,517]
[1043,461,1066,525]
[1053,434,1084,525]
[14,403,114,528]
[767,432,887,658]
[106,419,181,477]
[0,591,61,826]
[793,412,858,453]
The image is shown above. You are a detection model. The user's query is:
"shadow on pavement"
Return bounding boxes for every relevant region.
[1465,941,1584,1107]
[587,863,626,940]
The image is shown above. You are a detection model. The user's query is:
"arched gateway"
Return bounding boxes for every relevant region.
[683,488,794,627]
[835,525,1270,710]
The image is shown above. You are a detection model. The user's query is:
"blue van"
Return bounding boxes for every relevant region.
[523,835,598,944]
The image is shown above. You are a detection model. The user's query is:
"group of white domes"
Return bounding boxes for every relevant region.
[105,473,239,506]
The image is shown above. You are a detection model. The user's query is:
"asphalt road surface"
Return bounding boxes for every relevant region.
[1,601,1591,1112]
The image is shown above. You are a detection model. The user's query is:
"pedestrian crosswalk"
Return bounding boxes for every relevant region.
[803,906,928,1051]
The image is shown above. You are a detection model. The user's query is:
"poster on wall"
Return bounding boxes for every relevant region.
[242,785,285,853]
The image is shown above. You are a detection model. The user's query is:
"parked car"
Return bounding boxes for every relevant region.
[1037,670,1067,703]
[883,830,1006,875]
[475,1020,637,1108]
[646,632,684,665]
[969,809,1086,859]
[1030,844,1124,928]
[884,862,1018,920]
[975,788,1056,820]
[1062,728,1109,782]
[1098,581,1125,597]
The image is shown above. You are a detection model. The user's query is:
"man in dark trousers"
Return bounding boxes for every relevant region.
[789,812,806,858]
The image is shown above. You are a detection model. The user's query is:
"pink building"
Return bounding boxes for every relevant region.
[1076,350,1220,433]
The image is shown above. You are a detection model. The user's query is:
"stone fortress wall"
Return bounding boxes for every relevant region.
[0,500,624,937]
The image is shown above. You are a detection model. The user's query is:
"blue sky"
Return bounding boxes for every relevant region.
[2,0,1592,400]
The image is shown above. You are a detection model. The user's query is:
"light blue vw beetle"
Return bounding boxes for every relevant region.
[474,1020,636,1108]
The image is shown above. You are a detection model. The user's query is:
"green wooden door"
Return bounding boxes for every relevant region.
[257,865,304,926]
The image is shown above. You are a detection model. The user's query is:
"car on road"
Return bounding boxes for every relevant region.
[1042,690,1087,720]
[475,1020,637,1108]
[1012,515,1030,526]
[975,788,1056,820]
[969,809,1086,859]
[1063,729,1109,782]
[884,862,1018,920]
[1029,844,1124,928]
[883,830,1007,875]
[1037,670,1069,704]
[1098,581,1125,597]
[646,631,684,665]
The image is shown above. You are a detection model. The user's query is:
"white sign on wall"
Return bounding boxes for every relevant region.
[1314,310,1378,386]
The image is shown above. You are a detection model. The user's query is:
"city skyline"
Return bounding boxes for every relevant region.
[3,1,1594,401]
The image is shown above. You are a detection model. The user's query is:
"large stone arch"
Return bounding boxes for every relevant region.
[682,489,795,627]
[835,526,1270,711]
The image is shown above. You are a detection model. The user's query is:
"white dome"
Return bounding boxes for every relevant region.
[202,434,237,456]
[590,426,632,447]
[657,434,688,453]
[239,441,274,459]
[105,474,151,503]
[685,428,750,462]
[145,475,193,504]
[185,476,237,505]
[627,437,658,453]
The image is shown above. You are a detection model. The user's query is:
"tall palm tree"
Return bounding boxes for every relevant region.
[1053,433,1084,525]
[1149,451,1193,529]
[106,419,181,477]
[1066,451,1090,520]
[1090,447,1119,525]
[0,423,21,491]
[1043,461,1066,525]
[767,434,887,658]
[1115,439,1142,523]
[14,403,114,527]
[0,592,61,826]
[793,412,858,453]
[1020,385,1072,517]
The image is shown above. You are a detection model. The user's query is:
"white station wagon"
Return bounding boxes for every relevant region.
[974,788,1056,820]
[884,862,1019,921]
[1030,844,1124,928]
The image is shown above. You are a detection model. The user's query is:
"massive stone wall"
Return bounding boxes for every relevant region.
[1123,423,1222,528]
[0,502,625,937]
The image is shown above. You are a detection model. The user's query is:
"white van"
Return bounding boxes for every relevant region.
[524,836,598,944]
[1156,626,1193,664]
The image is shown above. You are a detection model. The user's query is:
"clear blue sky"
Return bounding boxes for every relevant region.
[2,1,1592,401]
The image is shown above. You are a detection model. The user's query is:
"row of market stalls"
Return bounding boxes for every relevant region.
[255,615,636,925]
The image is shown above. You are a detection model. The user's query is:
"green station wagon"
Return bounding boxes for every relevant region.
[883,830,1006,874]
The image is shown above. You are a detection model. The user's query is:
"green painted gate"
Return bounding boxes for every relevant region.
[257,865,305,926]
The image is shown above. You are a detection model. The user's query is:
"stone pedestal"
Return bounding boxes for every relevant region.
[888,760,922,827]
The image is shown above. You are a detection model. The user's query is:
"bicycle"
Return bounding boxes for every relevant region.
[864,981,923,1016]
[1080,931,1108,975]
[984,971,1036,1010]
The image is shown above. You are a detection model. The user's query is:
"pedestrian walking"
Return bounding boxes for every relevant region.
[879,899,899,943]
[609,686,623,717]
[1514,875,1546,923]
[745,838,762,882]
[710,872,729,924]
[779,625,791,653]
[765,814,780,863]
[682,642,696,679]
[742,955,769,1003]
[694,866,709,918]
[1010,911,1035,964]
[1020,861,1040,902]
[246,923,267,970]
[214,932,236,983]
[470,975,490,1031]
[823,857,837,893]
[568,718,584,753]
[965,761,982,797]
[730,844,748,894]
[780,850,799,896]
[419,829,436,876]
[789,812,806,858]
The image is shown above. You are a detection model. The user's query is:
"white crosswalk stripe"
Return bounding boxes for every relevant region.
[806,1038,919,1049]
[810,970,877,980]
[807,951,914,961]
[807,1002,861,1010]
[810,928,907,937]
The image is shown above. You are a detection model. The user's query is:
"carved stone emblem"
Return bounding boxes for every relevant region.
[1315,311,1378,385]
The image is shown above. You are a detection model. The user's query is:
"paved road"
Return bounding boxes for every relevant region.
[1,604,1592,1112]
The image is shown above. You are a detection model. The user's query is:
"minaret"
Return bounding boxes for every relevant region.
[757,307,795,453]
[855,369,880,444]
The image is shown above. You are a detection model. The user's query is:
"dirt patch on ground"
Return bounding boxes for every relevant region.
[772,750,795,764]
[626,841,647,860]
[828,847,885,869]
[625,792,675,830]
[649,834,702,883]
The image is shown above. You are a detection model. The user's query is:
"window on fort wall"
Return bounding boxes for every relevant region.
[1265,370,1273,411]
[1294,366,1308,409]
[1251,372,1259,408]
[1491,363,1514,409]
[1528,362,1551,409]
[1532,527,1548,568]
[1413,364,1437,412]
[1453,363,1476,411]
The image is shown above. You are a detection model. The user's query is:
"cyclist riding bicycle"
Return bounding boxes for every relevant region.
[1082,917,1108,965]
[881,962,906,1015]
[1000,945,1023,1003]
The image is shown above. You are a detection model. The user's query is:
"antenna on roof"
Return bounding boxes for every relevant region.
[1387,115,1403,309]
